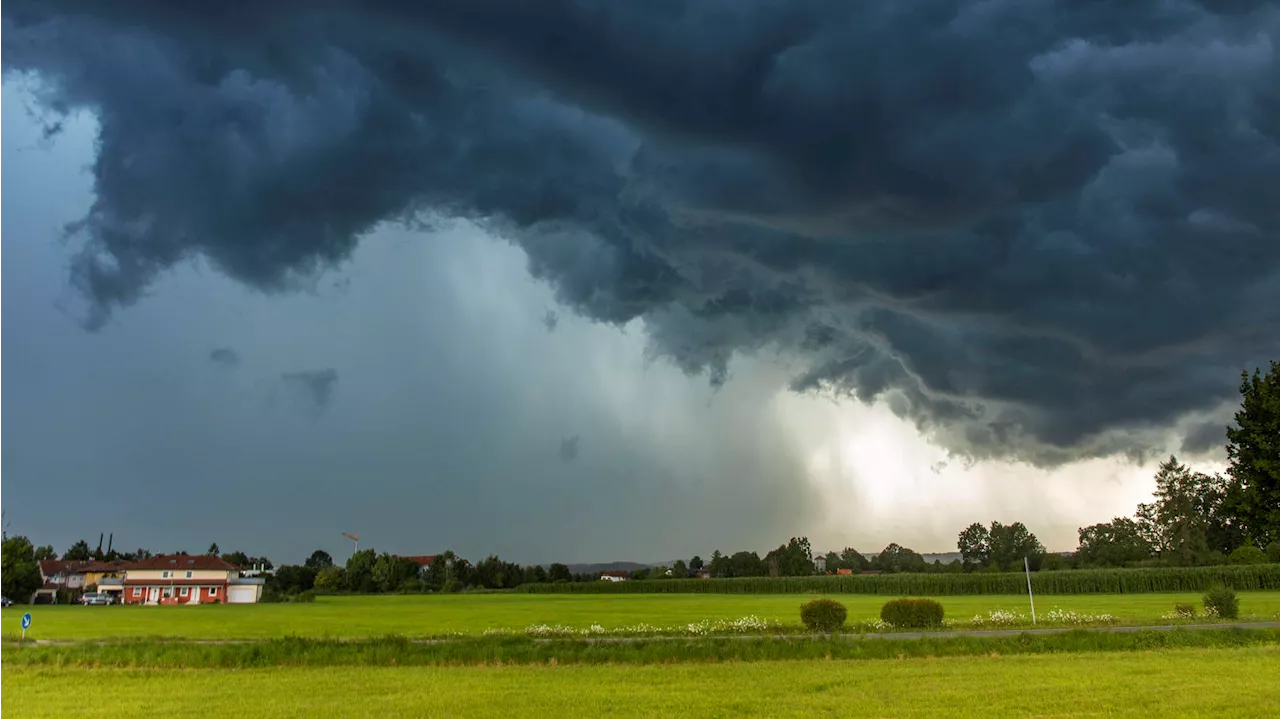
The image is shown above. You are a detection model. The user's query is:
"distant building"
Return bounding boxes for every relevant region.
[836,568,854,576]
[119,555,263,605]
[599,571,630,582]
[813,555,827,573]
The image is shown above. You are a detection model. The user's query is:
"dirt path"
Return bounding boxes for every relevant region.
[7,621,1278,646]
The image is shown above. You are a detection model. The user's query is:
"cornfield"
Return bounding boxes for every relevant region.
[516,564,1280,596]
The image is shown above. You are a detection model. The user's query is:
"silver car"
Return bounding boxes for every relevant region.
[80,592,114,606]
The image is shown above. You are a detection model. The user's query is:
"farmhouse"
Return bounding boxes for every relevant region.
[119,555,264,605]
[599,571,629,582]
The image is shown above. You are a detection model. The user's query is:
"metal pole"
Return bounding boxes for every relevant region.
[1024,556,1036,625]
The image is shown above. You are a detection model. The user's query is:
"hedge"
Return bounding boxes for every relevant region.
[515,564,1280,596]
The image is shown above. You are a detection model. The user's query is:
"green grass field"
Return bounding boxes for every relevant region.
[4,647,1277,718]
[5,591,1279,640]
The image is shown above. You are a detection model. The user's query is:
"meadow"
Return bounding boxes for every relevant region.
[5,591,1280,640]
[4,647,1278,718]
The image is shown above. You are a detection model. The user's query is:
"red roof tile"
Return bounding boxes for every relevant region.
[401,555,437,567]
[120,554,239,572]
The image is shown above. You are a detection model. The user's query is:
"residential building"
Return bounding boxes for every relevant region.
[813,555,827,573]
[599,571,629,582]
[120,555,264,605]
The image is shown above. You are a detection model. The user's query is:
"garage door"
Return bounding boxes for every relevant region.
[227,585,259,604]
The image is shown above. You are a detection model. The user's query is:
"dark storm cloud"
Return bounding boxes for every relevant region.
[281,369,339,414]
[209,347,240,367]
[542,310,560,333]
[4,0,1278,464]
[1180,420,1228,456]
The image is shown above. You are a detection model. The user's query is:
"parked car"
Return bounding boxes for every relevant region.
[79,592,114,606]
[0,596,12,608]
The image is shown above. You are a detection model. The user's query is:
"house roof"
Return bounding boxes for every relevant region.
[120,554,239,572]
[79,561,126,573]
[122,579,231,586]
[401,555,437,567]
[599,571,631,578]
[39,559,97,577]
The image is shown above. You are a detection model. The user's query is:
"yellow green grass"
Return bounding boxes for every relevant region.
[5,591,1279,640]
[5,647,1277,718]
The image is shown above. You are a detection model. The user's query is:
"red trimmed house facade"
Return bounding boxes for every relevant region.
[119,555,262,605]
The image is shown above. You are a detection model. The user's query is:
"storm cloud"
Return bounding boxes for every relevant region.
[3,0,1278,464]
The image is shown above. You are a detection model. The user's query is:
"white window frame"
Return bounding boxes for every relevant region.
[162,571,169,578]
[209,587,219,597]
[186,571,193,578]
[132,588,142,598]
[179,587,190,597]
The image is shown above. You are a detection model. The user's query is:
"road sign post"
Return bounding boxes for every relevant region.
[1024,557,1036,625]
[21,612,32,640]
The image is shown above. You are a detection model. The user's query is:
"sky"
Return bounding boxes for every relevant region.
[2,1,1277,565]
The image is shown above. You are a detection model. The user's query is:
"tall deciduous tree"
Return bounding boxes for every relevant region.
[33,545,57,561]
[957,523,991,568]
[304,550,334,570]
[62,539,92,561]
[1226,361,1280,547]
[2,536,43,601]
[1076,518,1153,567]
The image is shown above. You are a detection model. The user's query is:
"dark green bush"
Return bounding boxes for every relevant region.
[1229,546,1267,565]
[800,598,848,633]
[295,590,316,603]
[1173,603,1197,618]
[881,598,945,628]
[1203,584,1239,619]
[1266,542,1280,564]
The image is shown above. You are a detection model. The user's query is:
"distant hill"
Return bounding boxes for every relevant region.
[565,561,652,575]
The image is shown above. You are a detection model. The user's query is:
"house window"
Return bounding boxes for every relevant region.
[209,587,218,597]
[186,571,192,578]
[180,587,190,597]
[132,588,142,597]
[162,571,169,578]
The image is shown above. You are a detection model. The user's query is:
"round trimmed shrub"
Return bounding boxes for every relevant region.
[800,598,848,633]
[1228,545,1267,565]
[1203,584,1239,619]
[881,598,945,628]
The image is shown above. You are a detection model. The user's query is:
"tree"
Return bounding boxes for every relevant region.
[33,545,56,561]
[2,536,43,601]
[823,551,842,573]
[688,556,704,573]
[708,550,728,578]
[958,522,1045,571]
[726,551,765,577]
[221,551,251,568]
[957,523,991,568]
[305,550,334,570]
[1226,361,1280,547]
[672,559,688,578]
[314,567,344,590]
[987,522,1046,570]
[839,548,869,572]
[1137,456,1230,565]
[344,549,378,592]
[764,537,815,577]
[872,543,926,573]
[548,563,572,583]
[207,542,220,555]
[1076,517,1153,567]
[372,553,420,592]
[63,539,92,561]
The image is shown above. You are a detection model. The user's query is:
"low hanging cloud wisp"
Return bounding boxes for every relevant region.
[3,0,1278,465]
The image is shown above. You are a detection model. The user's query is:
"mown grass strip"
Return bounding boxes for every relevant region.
[3,627,1275,668]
